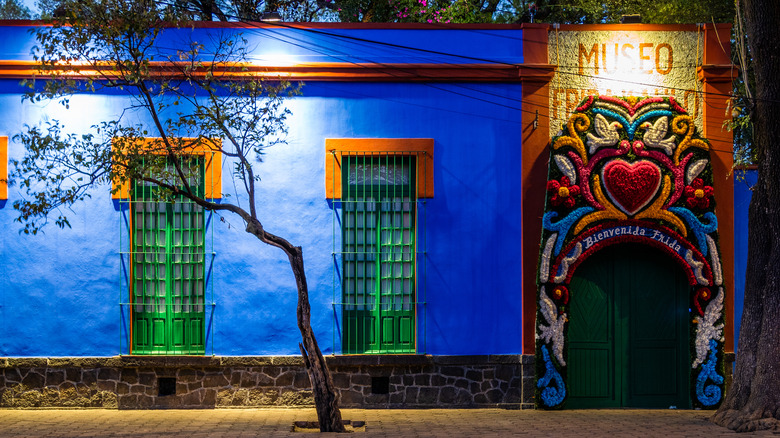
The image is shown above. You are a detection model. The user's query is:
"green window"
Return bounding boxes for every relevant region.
[131,157,206,355]
[342,155,416,354]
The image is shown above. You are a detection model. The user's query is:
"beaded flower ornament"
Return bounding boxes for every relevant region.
[536,96,725,409]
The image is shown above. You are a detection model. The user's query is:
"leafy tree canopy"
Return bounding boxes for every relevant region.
[0,0,32,19]
[15,0,296,233]
[22,0,735,23]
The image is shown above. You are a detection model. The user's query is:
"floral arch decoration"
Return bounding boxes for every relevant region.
[535,96,725,410]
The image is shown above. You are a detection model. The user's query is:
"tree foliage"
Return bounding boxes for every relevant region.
[15,0,289,233]
[13,0,346,432]
[0,0,32,19]
[150,0,734,23]
[26,0,736,25]
[727,4,756,166]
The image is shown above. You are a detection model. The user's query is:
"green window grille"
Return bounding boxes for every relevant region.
[341,154,417,354]
[130,157,206,355]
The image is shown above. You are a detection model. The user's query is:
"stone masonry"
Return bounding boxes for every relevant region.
[0,355,534,409]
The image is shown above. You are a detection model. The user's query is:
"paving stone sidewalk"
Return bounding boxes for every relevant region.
[0,408,777,437]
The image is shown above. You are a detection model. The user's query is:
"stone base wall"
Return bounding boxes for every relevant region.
[0,355,534,409]
[327,355,533,408]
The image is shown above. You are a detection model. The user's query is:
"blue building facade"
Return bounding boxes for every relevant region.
[0,22,744,409]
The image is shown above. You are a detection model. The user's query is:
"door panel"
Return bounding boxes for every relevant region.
[631,347,677,395]
[568,243,689,408]
[626,245,689,408]
[568,251,619,408]
[569,348,612,398]
[152,318,166,347]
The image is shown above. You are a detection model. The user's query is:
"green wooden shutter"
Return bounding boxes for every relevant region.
[169,200,206,353]
[131,157,205,355]
[342,155,416,354]
[132,200,168,354]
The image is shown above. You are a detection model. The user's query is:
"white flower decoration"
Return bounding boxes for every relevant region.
[693,287,724,368]
[537,286,567,366]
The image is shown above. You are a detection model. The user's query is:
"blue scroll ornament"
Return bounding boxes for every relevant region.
[543,207,594,256]
[696,339,724,407]
[668,208,718,256]
[592,108,673,140]
[537,345,566,407]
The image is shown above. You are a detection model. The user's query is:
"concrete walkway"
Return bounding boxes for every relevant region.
[0,408,775,437]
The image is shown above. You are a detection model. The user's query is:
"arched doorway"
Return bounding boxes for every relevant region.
[535,96,726,410]
[567,243,690,408]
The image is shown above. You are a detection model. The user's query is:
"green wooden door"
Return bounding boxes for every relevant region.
[131,158,206,355]
[568,243,689,408]
[342,155,416,354]
[567,250,620,408]
[376,200,415,353]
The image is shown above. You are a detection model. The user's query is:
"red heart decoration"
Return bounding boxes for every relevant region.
[601,160,661,215]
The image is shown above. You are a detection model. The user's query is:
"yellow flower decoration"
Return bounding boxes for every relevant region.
[635,175,687,236]
[574,174,627,234]
[672,115,709,165]
[553,113,590,165]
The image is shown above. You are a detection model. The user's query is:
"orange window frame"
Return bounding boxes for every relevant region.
[111,137,222,199]
[325,138,434,199]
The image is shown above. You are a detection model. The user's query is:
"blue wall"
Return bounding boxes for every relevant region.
[0,91,123,356]
[733,169,756,353]
[0,25,526,357]
[159,26,524,65]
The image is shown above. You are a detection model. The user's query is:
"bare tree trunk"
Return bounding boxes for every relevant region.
[712,0,780,432]
[289,247,346,433]
[246,219,346,433]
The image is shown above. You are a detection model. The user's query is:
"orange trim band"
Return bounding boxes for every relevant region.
[325,138,434,199]
[111,137,222,199]
[0,60,553,82]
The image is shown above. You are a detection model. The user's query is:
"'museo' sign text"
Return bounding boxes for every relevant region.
[578,42,673,75]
